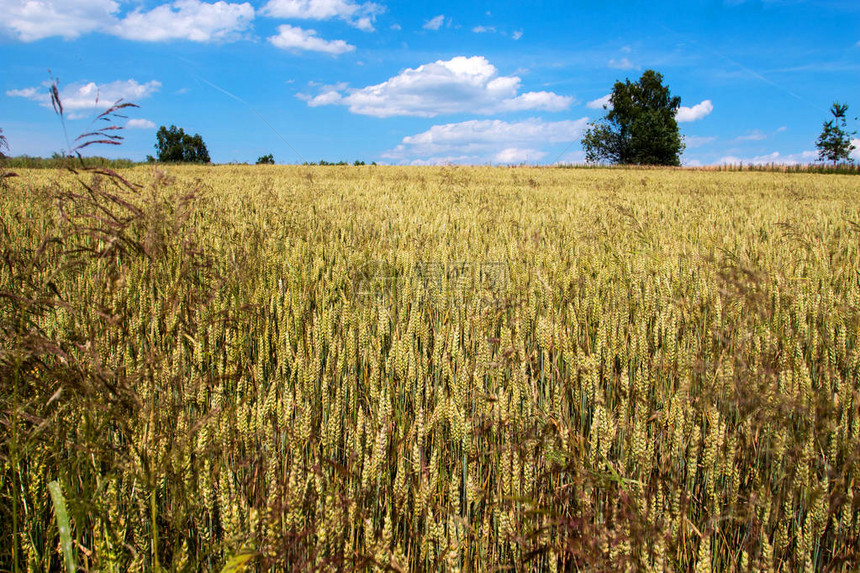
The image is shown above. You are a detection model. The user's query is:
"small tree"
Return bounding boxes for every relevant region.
[256,153,274,165]
[0,127,16,183]
[155,125,210,163]
[816,102,855,165]
[582,70,685,166]
[0,127,8,160]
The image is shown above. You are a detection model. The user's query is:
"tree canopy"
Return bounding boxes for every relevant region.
[582,70,684,166]
[155,125,210,163]
[816,102,855,165]
[0,127,8,160]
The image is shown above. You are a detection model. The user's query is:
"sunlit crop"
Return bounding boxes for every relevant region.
[2,164,858,571]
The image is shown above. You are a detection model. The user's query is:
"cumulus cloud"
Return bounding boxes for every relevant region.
[511,30,522,40]
[261,0,383,31]
[676,99,713,122]
[496,91,573,112]
[306,90,344,105]
[472,25,495,33]
[382,117,589,164]
[735,130,767,142]
[717,150,818,165]
[608,57,636,70]
[683,135,717,149]
[111,0,254,42]
[0,0,118,41]
[851,139,860,161]
[302,56,573,117]
[6,87,40,99]
[8,79,161,112]
[586,94,612,110]
[269,24,354,53]
[423,14,446,30]
[494,147,545,163]
[296,81,350,104]
[126,118,157,129]
[0,0,255,43]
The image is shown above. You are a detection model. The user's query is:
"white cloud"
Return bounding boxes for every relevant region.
[676,99,713,122]
[111,0,254,42]
[472,25,495,33]
[390,23,401,30]
[0,0,255,43]
[423,14,445,30]
[8,79,161,112]
[126,118,157,129]
[307,90,344,106]
[494,147,545,163]
[268,24,354,53]
[382,117,589,164]
[608,57,636,70]
[303,56,573,117]
[587,94,612,110]
[717,150,818,165]
[261,0,383,31]
[511,30,522,40]
[6,87,40,99]
[556,150,586,164]
[684,135,716,149]
[735,130,766,142]
[353,17,373,31]
[496,91,572,112]
[851,139,860,161]
[0,0,118,41]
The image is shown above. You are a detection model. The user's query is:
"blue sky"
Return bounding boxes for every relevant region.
[1,0,858,165]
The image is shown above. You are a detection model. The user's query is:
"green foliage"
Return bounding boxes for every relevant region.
[221,551,257,572]
[155,124,211,163]
[256,153,274,165]
[3,155,136,169]
[48,482,76,573]
[302,159,373,166]
[582,70,685,166]
[0,128,8,160]
[816,102,856,165]
[0,128,14,184]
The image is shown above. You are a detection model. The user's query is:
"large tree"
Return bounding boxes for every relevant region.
[582,70,684,166]
[816,102,855,165]
[155,125,211,163]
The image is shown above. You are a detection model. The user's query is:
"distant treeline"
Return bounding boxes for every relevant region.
[2,156,380,168]
[4,155,856,173]
[554,162,860,174]
[697,163,860,174]
[302,160,378,166]
[3,155,138,169]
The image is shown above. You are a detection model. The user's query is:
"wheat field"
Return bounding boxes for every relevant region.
[1,164,859,571]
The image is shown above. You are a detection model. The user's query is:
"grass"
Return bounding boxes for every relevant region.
[2,155,138,170]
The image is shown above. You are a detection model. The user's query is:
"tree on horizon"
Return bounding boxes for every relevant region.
[816,102,855,165]
[582,70,685,166]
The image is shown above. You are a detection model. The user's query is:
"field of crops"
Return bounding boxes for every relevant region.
[2,164,859,571]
